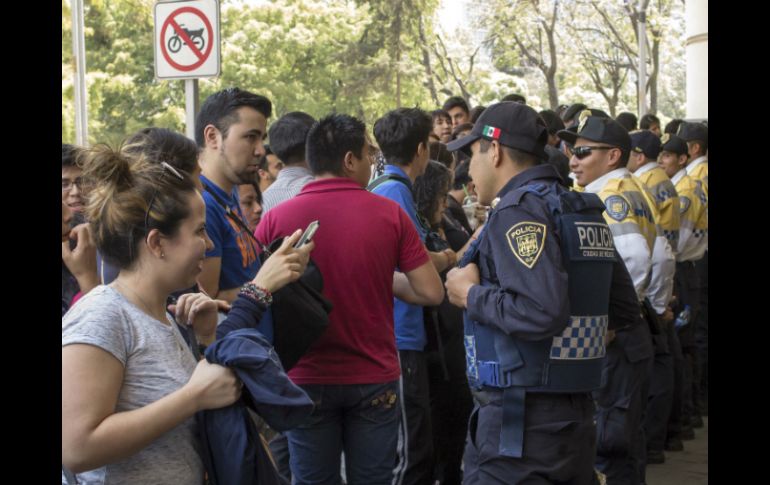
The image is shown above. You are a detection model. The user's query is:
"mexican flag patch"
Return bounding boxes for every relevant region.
[483,125,501,139]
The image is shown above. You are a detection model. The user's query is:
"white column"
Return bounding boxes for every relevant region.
[685,0,708,120]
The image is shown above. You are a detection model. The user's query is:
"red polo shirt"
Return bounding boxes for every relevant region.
[254,177,429,385]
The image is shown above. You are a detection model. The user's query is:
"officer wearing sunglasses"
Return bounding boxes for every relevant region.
[559,111,658,484]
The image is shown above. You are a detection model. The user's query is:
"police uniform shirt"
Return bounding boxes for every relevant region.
[634,162,681,252]
[671,168,708,262]
[686,156,708,200]
[631,168,678,313]
[585,167,656,300]
[466,165,571,340]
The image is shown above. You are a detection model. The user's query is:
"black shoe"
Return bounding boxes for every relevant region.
[691,415,704,428]
[647,449,665,464]
[681,427,695,440]
[664,437,684,451]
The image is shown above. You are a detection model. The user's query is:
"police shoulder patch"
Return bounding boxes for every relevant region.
[604,195,630,221]
[506,221,547,269]
[679,196,691,214]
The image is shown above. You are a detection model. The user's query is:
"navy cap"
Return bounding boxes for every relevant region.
[659,133,688,156]
[630,130,661,159]
[677,122,708,143]
[445,102,548,160]
[556,110,631,153]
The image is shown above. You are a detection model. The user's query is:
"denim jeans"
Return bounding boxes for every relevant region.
[286,380,400,485]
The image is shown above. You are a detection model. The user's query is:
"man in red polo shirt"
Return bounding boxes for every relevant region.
[254,114,443,485]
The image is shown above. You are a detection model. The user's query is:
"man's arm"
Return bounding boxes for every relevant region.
[197,257,239,303]
[393,261,444,306]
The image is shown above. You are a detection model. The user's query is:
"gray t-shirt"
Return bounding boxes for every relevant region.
[62,285,203,485]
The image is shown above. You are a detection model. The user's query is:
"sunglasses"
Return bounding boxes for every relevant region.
[571,145,617,160]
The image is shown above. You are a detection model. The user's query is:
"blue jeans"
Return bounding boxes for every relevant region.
[286,380,400,485]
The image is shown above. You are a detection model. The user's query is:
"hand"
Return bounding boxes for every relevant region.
[445,263,480,309]
[444,248,457,268]
[186,359,242,411]
[62,223,98,292]
[168,292,220,342]
[660,307,674,324]
[474,205,488,224]
[606,329,617,345]
[253,229,315,293]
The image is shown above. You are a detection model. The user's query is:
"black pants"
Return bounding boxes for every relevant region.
[394,350,434,485]
[425,336,473,485]
[645,324,675,453]
[694,252,708,411]
[674,261,700,429]
[463,391,596,485]
[594,326,652,485]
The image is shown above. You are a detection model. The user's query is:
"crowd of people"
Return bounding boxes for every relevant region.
[62,86,707,485]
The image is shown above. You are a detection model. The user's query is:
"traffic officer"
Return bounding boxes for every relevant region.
[444,102,641,484]
[558,112,656,485]
[628,129,681,465]
[657,133,708,448]
[677,122,709,425]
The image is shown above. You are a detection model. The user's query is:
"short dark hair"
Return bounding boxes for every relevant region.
[62,144,79,168]
[268,111,316,165]
[124,128,200,175]
[306,114,367,176]
[639,114,661,130]
[373,107,433,166]
[501,93,526,104]
[442,96,470,114]
[664,119,684,135]
[615,112,638,132]
[469,106,487,124]
[195,87,272,147]
[538,109,565,135]
[478,139,540,167]
[414,160,453,230]
[429,141,453,169]
[452,159,471,190]
[431,109,451,124]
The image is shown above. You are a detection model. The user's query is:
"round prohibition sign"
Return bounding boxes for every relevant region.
[160,6,213,71]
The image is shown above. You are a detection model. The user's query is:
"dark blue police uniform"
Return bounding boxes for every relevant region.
[458,164,636,484]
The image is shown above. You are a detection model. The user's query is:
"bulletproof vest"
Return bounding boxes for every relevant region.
[461,182,616,394]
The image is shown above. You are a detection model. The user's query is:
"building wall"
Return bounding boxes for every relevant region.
[686,0,708,120]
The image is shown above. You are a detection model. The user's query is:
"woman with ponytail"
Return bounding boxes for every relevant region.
[62,138,313,484]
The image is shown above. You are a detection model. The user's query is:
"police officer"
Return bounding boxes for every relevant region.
[657,133,708,448]
[558,113,657,485]
[677,122,709,425]
[628,129,681,465]
[445,102,640,484]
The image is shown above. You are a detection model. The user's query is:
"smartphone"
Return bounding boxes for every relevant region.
[295,220,320,248]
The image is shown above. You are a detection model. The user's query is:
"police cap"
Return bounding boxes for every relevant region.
[659,133,688,156]
[557,110,631,154]
[445,101,548,160]
[630,130,661,160]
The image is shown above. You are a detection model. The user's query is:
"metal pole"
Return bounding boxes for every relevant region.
[185,79,199,141]
[71,0,89,146]
[638,0,650,117]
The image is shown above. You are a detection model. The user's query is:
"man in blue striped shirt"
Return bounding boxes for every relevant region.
[262,112,317,213]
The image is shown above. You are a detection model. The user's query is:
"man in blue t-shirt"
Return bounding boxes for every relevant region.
[371,107,456,485]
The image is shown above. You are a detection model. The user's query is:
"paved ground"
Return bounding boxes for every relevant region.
[645,417,708,484]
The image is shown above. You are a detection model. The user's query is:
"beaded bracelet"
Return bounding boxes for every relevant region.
[240,282,273,306]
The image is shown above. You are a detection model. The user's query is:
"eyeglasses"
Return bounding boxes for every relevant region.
[144,161,185,234]
[571,145,617,160]
[61,176,93,192]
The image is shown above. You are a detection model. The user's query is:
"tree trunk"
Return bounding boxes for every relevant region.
[418,16,439,106]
